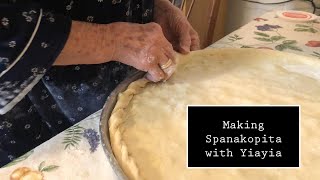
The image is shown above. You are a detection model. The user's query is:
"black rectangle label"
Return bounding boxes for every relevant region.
[187,106,300,168]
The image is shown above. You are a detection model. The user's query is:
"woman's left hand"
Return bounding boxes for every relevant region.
[154,0,200,54]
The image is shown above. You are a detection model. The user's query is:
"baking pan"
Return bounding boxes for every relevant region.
[99,70,145,180]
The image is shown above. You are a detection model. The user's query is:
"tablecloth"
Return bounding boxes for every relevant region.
[0,11,319,180]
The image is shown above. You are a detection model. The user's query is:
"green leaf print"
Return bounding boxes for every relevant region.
[240,45,253,48]
[286,45,302,51]
[254,31,270,37]
[294,28,310,32]
[270,36,285,41]
[294,28,318,33]
[38,161,59,172]
[275,43,302,52]
[312,51,320,58]
[2,150,34,168]
[228,34,242,42]
[275,45,286,51]
[41,165,59,172]
[38,161,46,171]
[254,37,272,42]
[62,124,85,149]
[308,28,318,33]
[282,40,297,45]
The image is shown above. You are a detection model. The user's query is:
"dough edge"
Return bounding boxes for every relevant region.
[108,48,319,180]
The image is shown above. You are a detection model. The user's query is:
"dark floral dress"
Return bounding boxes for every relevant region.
[0,0,154,166]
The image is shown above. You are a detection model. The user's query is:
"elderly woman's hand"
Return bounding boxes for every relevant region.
[54,21,176,82]
[109,22,176,82]
[154,0,200,54]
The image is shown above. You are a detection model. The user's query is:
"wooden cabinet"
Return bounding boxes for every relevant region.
[183,0,226,48]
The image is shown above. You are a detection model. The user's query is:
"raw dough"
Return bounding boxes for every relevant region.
[109,48,320,180]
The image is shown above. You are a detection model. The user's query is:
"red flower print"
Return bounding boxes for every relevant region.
[305,41,320,47]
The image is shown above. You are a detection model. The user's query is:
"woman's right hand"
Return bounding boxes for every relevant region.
[54,21,176,82]
[110,22,176,82]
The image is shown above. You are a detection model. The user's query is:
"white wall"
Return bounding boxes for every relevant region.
[225,0,320,34]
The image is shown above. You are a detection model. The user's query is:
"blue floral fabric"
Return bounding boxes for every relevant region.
[0,0,154,166]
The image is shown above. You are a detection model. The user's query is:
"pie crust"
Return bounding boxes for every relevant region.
[109,48,320,180]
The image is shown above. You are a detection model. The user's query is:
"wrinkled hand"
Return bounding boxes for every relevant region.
[55,21,176,82]
[154,0,200,54]
[109,22,176,82]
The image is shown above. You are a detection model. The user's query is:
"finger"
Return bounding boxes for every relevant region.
[145,73,156,82]
[145,65,166,82]
[163,64,176,81]
[162,45,176,63]
[178,24,192,54]
[158,35,178,60]
[171,40,181,54]
[190,29,200,51]
[156,50,173,71]
[158,51,177,81]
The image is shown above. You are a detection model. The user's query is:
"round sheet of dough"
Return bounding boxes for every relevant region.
[109,48,320,180]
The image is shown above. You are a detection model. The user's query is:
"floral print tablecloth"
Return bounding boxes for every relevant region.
[211,12,320,58]
[0,11,319,180]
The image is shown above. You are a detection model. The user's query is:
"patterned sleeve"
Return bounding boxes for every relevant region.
[0,2,71,114]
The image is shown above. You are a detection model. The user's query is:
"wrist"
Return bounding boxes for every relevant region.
[55,21,115,65]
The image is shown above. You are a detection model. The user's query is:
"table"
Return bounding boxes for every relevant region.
[0,11,319,179]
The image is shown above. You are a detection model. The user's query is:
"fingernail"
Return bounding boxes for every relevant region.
[182,48,190,54]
